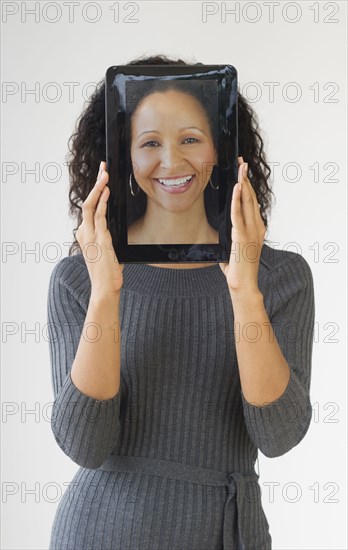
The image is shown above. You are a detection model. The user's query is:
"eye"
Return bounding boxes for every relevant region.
[142,137,199,149]
[142,140,159,148]
[184,137,199,144]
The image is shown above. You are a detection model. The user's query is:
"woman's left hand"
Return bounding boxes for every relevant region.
[219,156,267,294]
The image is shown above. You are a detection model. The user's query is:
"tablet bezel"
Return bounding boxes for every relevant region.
[105,64,238,264]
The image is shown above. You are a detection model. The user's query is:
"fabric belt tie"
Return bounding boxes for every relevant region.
[97,454,260,550]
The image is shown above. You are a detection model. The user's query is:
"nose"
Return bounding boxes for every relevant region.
[159,143,186,171]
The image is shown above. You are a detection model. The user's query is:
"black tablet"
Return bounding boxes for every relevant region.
[105,64,238,264]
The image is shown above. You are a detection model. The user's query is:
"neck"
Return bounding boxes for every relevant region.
[132,198,218,245]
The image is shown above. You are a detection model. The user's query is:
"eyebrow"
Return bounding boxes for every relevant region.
[137,126,208,139]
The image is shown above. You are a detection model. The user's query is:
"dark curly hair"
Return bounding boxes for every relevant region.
[66,54,275,256]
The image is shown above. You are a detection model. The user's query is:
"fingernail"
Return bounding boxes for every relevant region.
[243,163,248,177]
[97,163,103,180]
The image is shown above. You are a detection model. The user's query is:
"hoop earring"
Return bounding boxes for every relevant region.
[209,176,219,190]
[129,173,140,196]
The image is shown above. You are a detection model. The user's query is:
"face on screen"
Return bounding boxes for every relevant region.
[127,87,219,245]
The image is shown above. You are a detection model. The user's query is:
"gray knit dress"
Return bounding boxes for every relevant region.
[47,243,315,550]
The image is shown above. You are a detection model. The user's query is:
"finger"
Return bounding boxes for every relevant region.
[94,185,109,233]
[238,161,265,240]
[244,172,256,198]
[254,201,262,221]
[97,161,107,179]
[245,177,261,216]
[231,180,245,231]
[240,161,257,203]
[242,170,265,242]
[82,167,109,227]
[219,262,228,274]
[244,176,262,219]
[242,166,264,228]
[239,163,256,228]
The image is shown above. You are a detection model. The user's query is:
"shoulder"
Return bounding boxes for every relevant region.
[260,242,314,287]
[259,242,314,313]
[260,242,311,274]
[48,253,91,309]
[49,253,87,286]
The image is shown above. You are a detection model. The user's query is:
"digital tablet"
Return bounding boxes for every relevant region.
[105,64,238,264]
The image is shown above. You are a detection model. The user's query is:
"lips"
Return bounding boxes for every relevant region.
[153,175,194,187]
[154,175,195,194]
[154,174,194,180]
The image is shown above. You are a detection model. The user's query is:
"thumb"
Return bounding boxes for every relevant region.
[219,262,228,273]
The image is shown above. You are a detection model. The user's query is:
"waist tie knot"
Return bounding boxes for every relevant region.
[98,454,260,550]
[224,471,253,549]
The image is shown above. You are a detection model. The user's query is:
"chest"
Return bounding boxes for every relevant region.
[118,291,238,392]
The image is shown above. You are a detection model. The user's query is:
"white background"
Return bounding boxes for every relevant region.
[1,1,347,549]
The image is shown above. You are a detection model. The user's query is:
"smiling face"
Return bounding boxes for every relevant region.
[130,89,217,213]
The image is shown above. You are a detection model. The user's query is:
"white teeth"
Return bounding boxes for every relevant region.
[158,175,192,187]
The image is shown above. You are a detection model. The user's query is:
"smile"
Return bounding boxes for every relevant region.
[153,175,195,193]
[155,175,193,186]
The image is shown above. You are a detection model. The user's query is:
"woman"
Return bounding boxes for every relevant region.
[47,54,315,550]
[125,77,219,246]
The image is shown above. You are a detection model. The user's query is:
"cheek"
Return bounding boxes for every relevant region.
[131,150,156,177]
[195,144,216,167]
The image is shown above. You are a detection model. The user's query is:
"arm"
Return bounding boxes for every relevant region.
[47,257,122,469]
[233,254,315,458]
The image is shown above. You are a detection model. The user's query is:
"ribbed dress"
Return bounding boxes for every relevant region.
[47,243,315,550]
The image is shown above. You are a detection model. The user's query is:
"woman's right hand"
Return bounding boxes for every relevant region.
[76,161,124,298]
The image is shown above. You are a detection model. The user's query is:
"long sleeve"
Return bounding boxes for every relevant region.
[47,256,121,469]
[240,253,315,458]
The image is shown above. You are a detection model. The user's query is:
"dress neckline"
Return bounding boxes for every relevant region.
[122,262,227,297]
